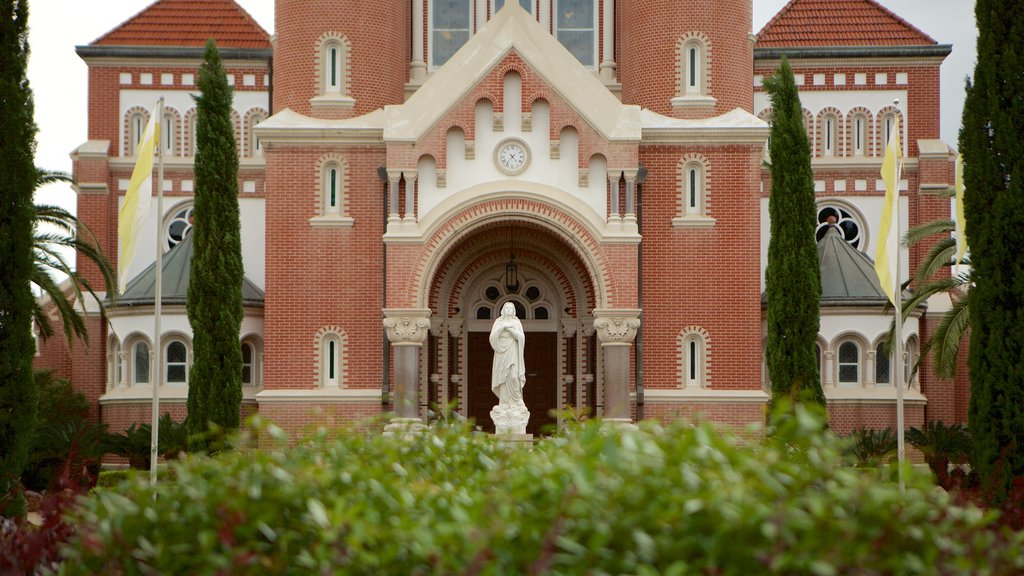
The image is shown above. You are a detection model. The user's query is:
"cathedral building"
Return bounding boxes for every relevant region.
[35,0,963,438]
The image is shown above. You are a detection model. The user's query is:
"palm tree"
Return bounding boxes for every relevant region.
[33,169,116,346]
[891,215,971,379]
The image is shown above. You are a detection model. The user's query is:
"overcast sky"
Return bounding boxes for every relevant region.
[28,0,976,211]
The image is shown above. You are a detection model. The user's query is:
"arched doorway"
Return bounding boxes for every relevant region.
[425,219,599,435]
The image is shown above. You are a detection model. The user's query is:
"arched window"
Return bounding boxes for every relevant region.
[162,112,176,157]
[837,341,860,385]
[431,0,472,67]
[185,110,198,156]
[318,36,352,97]
[133,340,150,385]
[109,338,122,389]
[247,110,267,157]
[675,157,712,225]
[678,327,710,389]
[325,163,340,214]
[852,114,868,156]
[165,340,188,384]
[555,0,596,67]
[815,202,865,249]
[822,113,838,157]
[681,40,706,95]
[128,111,146,155]
[164,203,195,251]
[322,333,341,387]
[242,342,255,387]
[882,112,897,149]
[875,342,891,385]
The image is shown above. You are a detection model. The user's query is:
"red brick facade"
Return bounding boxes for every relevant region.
[38,0,966,441]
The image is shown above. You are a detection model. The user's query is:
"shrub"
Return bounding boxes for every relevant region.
[842,426,897,467]
[21,370,104,492]
[61,410,1024,574]
[907,420,971,488]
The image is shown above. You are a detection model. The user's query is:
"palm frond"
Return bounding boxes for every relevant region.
[903,218,955,247]
[929,291,972,379]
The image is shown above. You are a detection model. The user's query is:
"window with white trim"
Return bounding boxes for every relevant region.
[822,113,838,157]
[165,339,188,384]
[882,112,897,149]
[247,111,266,157]
[109,337,122,389]
[837,341,860,385]
[852,114,868,156]
[431,0,473,67]
[875,341,891,385]
[555,0,596,67]
[678,328,710,389]
[162,112,176,156]
[325,163,340,214]
[684,163,702,215]
[165,203,195,251]
[133,340,150,385]
[322,333,341,387]
[675,157,712,225]
[242,342,256,387]
[678,38,707,96]
[128,112,146,155]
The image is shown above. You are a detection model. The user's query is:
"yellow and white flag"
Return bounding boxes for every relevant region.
[875,116,903,306]
[954,153,967,266]
[117,105,160,293]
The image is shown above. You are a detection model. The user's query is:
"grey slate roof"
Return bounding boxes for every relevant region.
[112,234,264,307]
[817,224,888,305]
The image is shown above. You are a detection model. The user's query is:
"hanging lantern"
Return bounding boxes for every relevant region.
[504,220,520,293]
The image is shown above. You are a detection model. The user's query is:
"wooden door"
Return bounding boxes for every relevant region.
[467,331,558,435]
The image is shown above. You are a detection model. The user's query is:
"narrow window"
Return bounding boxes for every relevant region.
[875,342,890,384]
[329,168,338,209]
[854,115,866,156]
[432,0,472,67]
[163,113,174,156]
[555,0,596,67]
[134,341,150,385]
[323,334,340,387]
[688,167,698,210]
[110,340,122,388]
[688,46,698,91]
[330,47,338,89]
[838,341,859,384]
[242,343,254,386]
[129,113,145,154]
[824,115,835,155]
[688,340,698,382]
[883,114,896,148]
[166,341,187,384]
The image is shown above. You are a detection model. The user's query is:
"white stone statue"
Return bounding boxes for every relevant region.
[489,302,530,434]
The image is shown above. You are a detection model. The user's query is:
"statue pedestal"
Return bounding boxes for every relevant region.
[491,406,530,436]
[495,432,533,447]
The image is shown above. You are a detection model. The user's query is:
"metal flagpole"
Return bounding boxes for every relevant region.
[892,99,906,495]
[150,97,165,488]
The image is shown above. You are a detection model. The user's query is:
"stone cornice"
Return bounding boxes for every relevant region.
[753,45,952,63]
[76,45,272,64]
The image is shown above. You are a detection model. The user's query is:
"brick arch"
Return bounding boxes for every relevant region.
[757,107,774,122]
[243,107,269,157]
[527,92,552,108]
[431,230,590,317]
[845,107,873,157]
[312,325,349,388]
[677,325,712,389]
[159,107,183,157]
[411,198,614,311]
[497,62,528,81]
[122,106,151,156]
[230,109,242,156]
[675,31,713,97]
[815,106,844,157]
[676,153,712,218]
[875,106,903,157]
[313,32,353,97]
[183,108,199,156]
[475,93,500,112]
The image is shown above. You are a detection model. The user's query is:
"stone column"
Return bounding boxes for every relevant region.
[383,309,431,432]
[623,169,637,223]
[410,0,427,83]
[599,0,616,83]
[593,309,641,423]
[403,171,417,223]
[608,172,621,220]
[387,170,402,223]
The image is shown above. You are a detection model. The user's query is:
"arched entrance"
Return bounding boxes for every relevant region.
[425,219,600,435]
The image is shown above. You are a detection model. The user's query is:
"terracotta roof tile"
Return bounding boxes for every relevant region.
[756,0,936,48]
[92,0,271,49]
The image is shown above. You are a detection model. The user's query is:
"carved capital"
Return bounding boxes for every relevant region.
[593,309,642,344]
[447,318,464,338]
[383,308,432,344]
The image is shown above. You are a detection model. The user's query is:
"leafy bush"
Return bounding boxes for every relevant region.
[62,411,1024,574]
[21,370,105,492]
[907,420,971,488]
[103,414,189,470]
[842,426,897,467]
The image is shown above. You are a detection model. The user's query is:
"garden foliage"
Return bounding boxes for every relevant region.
[64,411,1023,575]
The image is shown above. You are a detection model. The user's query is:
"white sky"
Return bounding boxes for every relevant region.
[28,0,975,213]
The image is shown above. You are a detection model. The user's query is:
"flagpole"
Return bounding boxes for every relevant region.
[891,99,906,494]
[150,97,165,488]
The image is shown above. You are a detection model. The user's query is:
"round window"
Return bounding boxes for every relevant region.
[166,205,195,250]
[816,205,862,249]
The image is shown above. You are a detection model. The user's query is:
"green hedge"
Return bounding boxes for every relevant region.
[62,410,1023,575]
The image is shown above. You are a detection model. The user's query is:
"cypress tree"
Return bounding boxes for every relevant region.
[187,40,244,451]
[764,57,825,411]
[0,0,39,516]
[961,0,1024,497]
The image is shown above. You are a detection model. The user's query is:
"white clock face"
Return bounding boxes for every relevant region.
[495,139,530,175]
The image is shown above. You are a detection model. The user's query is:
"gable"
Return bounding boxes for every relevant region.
[384,2,640,144]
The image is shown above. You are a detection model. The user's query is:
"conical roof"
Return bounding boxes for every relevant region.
[818,224,888,305]
[757,0,936,48]
[113,234,264,307]
[91,0,271,49]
